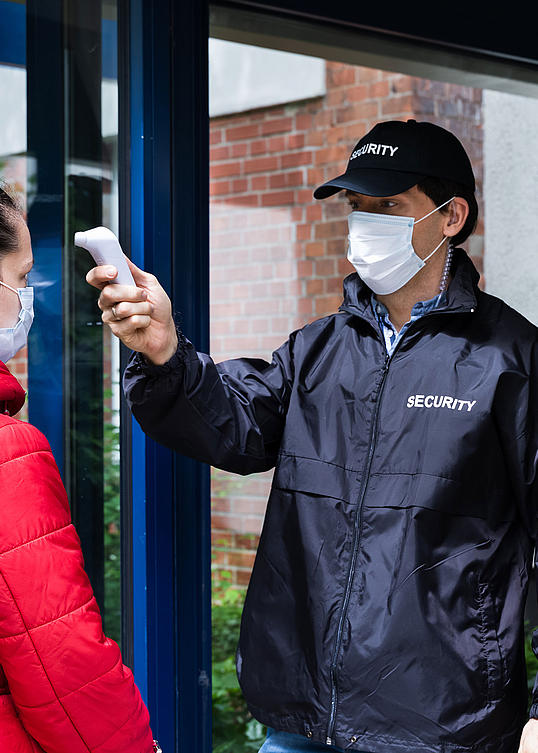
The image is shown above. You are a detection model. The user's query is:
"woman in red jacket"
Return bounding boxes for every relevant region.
[0,187,159,753]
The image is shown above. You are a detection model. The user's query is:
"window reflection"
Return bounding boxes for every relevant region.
[0,0,122,645]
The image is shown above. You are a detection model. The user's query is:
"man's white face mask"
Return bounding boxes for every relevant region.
[0,281,34,363]
[346,196,455,295]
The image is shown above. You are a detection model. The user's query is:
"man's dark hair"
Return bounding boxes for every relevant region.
[416,177,478,248]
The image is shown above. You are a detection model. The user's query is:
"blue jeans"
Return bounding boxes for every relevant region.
[257,727,368,753]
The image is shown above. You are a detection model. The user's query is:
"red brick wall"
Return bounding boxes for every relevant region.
[210,61,484,586]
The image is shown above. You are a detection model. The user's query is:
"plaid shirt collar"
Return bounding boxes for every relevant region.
[372,290,447,356]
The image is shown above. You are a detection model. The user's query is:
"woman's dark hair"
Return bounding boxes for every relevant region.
[416,176,478,248]
[0,186,22,262]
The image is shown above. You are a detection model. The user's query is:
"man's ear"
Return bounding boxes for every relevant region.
[444,197,468,238]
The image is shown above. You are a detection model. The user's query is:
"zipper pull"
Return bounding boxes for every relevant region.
[326,737,333,746]
[371,356,390,403]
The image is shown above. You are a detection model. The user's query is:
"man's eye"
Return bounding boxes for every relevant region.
[348,202,360,211]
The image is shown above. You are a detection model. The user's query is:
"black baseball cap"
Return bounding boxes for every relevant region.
[313,119,476,199]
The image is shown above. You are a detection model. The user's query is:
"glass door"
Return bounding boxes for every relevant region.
[23,0,123,645]
[62,0,122,642]
[63,0,121,643]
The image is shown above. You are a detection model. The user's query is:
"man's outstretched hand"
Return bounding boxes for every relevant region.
[519,719,538,752]
[86,256,178,365]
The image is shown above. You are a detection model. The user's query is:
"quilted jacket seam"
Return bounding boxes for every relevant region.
[0,595,95,640]
[0,523,72,558]
[0,568,92,751]
[57,655,121,702]
[92,704,146,752]
[0,449,51,469]
[0,419,33,435]
[16,682,143,753]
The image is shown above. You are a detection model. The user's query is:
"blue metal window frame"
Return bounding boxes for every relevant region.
[122,1,212,750]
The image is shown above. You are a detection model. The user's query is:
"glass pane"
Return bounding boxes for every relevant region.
[209,35,538,751]
[1,0,120,647]
[63,0,121,644]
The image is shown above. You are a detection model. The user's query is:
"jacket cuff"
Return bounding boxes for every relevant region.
[132,328,189,376]
[529,703,538,719]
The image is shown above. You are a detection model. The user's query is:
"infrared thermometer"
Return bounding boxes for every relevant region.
[74,226,136,286]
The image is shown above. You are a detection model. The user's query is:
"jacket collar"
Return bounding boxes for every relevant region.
[339,248,479,324]
[0,361,26,416]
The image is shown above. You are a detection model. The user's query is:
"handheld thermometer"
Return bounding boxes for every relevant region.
[74,226,136,286]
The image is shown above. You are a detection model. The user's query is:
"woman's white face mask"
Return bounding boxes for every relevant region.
[347,196,455,295]
[0,281,34,363]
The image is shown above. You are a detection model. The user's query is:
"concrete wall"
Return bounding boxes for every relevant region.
[0,65,25,158]
[209,38,326,118]
[483,89,538,325]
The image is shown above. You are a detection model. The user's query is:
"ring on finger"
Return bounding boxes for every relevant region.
[111,305,119,321]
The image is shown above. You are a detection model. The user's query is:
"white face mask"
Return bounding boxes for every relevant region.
[347,196,455,295]
[0,282,34,363]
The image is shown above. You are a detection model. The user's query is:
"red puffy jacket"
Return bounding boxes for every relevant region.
[0,362,154,753]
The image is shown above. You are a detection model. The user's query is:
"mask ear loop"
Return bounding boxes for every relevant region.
[0,281,26,324]
[414,195,456,225]
[416,196,457,289]
[0,280,18,295]
[422,235,447,264]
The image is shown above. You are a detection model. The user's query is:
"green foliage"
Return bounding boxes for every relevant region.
[102,378,121,646]
[525,622,538,705]
[212,570,266,752]
[103,414,121,645]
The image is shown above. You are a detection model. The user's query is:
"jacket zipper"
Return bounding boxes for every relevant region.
[324,304,476,744]
[325,350,391,745]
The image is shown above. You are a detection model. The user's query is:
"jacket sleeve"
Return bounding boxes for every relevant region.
[0,419,154,753]
[123,331,295,475]
[492,339,538,716]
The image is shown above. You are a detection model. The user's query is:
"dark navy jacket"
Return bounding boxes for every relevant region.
[124,250,538,753]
